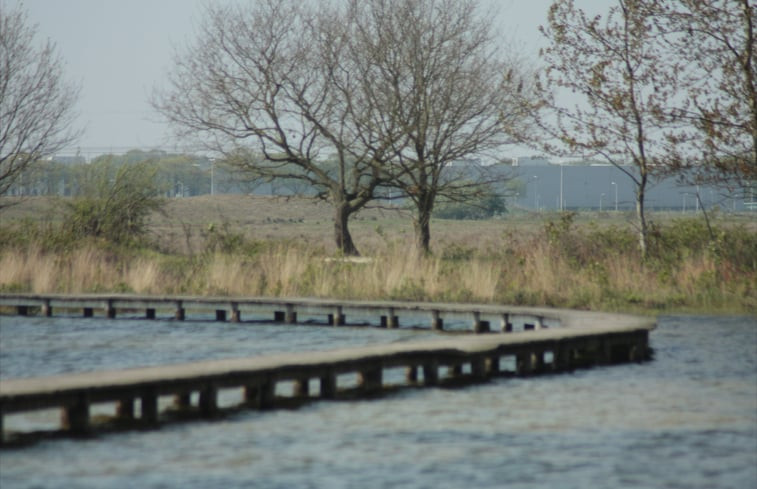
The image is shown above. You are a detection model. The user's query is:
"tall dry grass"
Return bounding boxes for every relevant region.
[1,216,754,314]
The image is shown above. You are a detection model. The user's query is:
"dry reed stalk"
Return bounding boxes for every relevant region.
[61,246,113,292]
[370,245,440,299]
[124,259,164,294]
[0,250,32,290]
[673,256,719,295]
[0,247,60,293]
[456,259,500,301]
[31,253,58,293]
[519,242,582,298]
[205,254,263,296]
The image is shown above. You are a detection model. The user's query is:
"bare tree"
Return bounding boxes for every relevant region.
[155,0,531,255]
[649,0,756,188]
[153,0,390,256]
[537,0,680,259]
[0,4,80,202]
[345,0,527,253]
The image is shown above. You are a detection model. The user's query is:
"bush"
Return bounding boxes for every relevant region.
[434,193,506,220]
[63,159,165,246]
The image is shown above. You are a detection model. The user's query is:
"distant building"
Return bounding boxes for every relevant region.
[507,159,754,212]
[512,156,550,167]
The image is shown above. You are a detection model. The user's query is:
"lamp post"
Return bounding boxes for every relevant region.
[210,158,215,196]
[611,181,617,211]
[560,162,564,212]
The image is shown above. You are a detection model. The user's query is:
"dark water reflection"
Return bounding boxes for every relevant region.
[0,314,755,489]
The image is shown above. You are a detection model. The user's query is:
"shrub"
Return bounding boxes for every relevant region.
[63,159,165,246]
[433,193,506,220]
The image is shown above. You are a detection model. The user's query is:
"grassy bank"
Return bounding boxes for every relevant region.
[1,196,755,314]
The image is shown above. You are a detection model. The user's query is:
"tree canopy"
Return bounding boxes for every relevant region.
[0,4,80,202]
[155,0,531,254]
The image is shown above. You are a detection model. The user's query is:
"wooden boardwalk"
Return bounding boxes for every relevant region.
[0,293,567,331]
[0,294,656,443]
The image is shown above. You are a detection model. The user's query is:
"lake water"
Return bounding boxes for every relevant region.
[0,314,755,489]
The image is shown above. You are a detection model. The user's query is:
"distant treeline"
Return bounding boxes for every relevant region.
[8,149,516,220]
[6,150,306,198]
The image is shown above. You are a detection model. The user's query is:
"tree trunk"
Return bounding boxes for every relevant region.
[334,201,359,256]
[635,178,648,261]
[414,206,432,254]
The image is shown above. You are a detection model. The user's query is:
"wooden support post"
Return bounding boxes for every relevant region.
[471,357,487,380]
[501,314,513,332]
[106,300,116,319]
[380,314,400,328]
[358,367,383,393]
[83,307,94,318]
[329,307,345,326]
[533,351,546,373]
[116,398,135,419]
[517,353,533,375]
[553,346,571,372]
[276,307,299,323]
[62,393,90,434]
[320,373,337,399]
[259,380,275,409]
[243,385,259,407]
[244,381,275,409]
[173,392,192,410]
[215,309,227,322]
[430,310,444,331]
[422,361,439,386]
[487,356,501,375]
[141,390,159,425]
[471,311,482,333]
[199,385,218,416]
[285,304,297,324]
[42,300,52,317]
[146,308,156,320]
[387,308,398,328]
[175,301,185,321]
[406,366,419,383]
[533,316,544,330]
[293,379,310,397]
[230,304,241,323]
[448,364,463,378]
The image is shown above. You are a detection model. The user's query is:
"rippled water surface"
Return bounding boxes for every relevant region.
[1,314,755,489]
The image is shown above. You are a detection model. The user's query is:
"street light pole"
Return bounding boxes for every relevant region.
[611,181,617,211]
[211,159,215,196]
[560,162,565,212]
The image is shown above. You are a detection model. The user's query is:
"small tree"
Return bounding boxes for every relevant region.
[537,0,680,259]
[0,5,80,202]
[64,159,165,246]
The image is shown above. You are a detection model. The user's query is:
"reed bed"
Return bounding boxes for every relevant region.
[1,215,754,314]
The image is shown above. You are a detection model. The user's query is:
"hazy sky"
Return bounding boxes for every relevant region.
[7,0,604,156]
